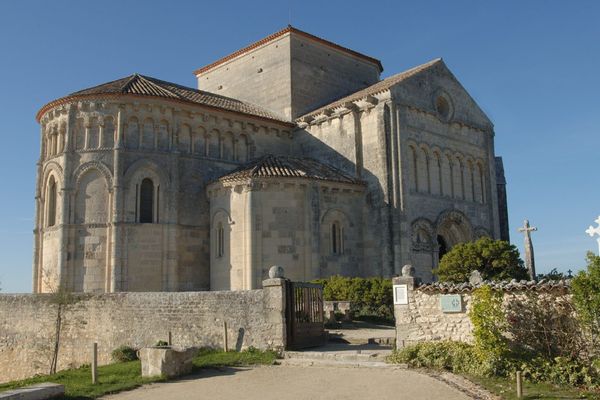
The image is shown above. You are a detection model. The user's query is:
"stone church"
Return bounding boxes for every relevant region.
[33,26,509,293]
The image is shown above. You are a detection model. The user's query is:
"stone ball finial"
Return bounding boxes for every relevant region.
[401,264,415,277]
[268,265,285,279]
[469,270,483,285]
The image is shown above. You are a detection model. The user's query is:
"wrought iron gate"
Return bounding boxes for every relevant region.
[285,281,327,350]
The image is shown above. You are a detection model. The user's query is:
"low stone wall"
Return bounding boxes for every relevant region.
[393,273,571,347]
[0,279,286,383]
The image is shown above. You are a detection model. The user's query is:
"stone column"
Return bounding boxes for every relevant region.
[245,184,255,290]
[393,265,420,348]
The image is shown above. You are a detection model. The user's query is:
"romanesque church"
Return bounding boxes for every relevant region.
[33,26,509,293]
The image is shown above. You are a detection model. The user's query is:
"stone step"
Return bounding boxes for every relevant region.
[328,335,395,347]
[367,337,396,347]
[277,357,406,369]
[284,350,392,363]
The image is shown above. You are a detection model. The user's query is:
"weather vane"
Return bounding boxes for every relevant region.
[585,216,600,255]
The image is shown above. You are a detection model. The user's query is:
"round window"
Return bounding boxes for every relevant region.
[436,96,450,119]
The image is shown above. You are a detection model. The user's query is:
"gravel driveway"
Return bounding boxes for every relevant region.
[103,365,471,400]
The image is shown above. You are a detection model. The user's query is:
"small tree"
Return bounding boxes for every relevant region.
[41,269,76,375]
[435,237,528,283]
[571,252,600,354]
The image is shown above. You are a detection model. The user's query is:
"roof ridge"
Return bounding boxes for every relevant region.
[137,74,187,100]
[193,26,383,76]
[121,74,141,93]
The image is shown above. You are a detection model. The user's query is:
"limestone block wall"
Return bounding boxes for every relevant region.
[208,178,365,290]
[0,280,286,383]
[394,279,474,346]
[196,28,381,120]
[196,34,293,120]
[289,33,380,117]
[393,276,572,347]
[35,95,293,294]
[294,101,387,277]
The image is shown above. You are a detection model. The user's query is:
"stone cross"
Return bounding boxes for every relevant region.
[585,216,600,255]
[518,219,537,281]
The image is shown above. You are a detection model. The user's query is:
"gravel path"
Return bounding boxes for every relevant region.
[103,365,472,400]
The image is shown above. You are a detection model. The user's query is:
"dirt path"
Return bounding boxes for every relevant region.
[103,365,472,400]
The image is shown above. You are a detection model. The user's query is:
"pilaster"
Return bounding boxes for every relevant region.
[110,106,125,292]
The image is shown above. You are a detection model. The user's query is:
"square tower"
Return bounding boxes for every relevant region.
[194,26,382,120]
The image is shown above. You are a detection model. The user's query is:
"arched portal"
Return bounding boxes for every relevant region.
[435,210,473,265]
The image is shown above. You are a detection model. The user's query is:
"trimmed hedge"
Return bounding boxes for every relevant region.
[311,276,393,323]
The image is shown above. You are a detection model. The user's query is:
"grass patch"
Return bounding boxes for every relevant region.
[466,374,600,400]
[192,347,277,369]
[0,361,161,399]
[0,348,278,399]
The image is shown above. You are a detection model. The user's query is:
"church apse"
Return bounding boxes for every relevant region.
[34,27,508,292]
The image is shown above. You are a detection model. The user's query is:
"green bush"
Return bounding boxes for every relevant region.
[435,237,528,283]
[111,346,138,363]
[388,341,599,389]
[468,283,600,388]
[470,286,509,367]
[571,252,600,353]
[519,356,599,387]
[311,276,393,323]
[387,341,479,375]
[155,340,169,347]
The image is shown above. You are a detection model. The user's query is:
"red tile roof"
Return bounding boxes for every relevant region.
[215,154,364,185]
[37,74,292,125]
[193,26,383,76]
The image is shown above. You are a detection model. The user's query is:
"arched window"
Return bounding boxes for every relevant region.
[331,222,343,255]
[217,222,224,257]
[47,177,57,227]
[139,178,154,223]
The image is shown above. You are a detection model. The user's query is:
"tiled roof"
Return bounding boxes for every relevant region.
[215,154,364,185]
[417,279,571,294]
[37,74,291,124]
[299,58,443,119]
[194,26,383,75]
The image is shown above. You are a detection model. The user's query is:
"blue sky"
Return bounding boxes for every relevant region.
[0,1,598,292]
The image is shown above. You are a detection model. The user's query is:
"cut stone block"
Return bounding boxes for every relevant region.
[139,346,198,378]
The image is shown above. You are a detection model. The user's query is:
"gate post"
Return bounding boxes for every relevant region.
[393,264,420,348]
[262,271,288,352]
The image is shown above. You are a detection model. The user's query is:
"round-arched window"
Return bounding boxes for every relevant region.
[139,178,154,223]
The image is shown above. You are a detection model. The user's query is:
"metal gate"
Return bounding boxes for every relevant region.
[285,281,327,350]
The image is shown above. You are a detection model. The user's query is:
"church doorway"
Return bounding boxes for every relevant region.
[437,235,448,262]
[435,210,473,266]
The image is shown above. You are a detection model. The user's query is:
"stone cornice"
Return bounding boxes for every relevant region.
[36,93,295,129]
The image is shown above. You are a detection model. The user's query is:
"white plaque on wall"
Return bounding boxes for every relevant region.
[393,284,408,305]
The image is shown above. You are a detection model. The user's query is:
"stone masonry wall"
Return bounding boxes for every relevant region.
[0,279,286,383]
[393,274,572,347]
